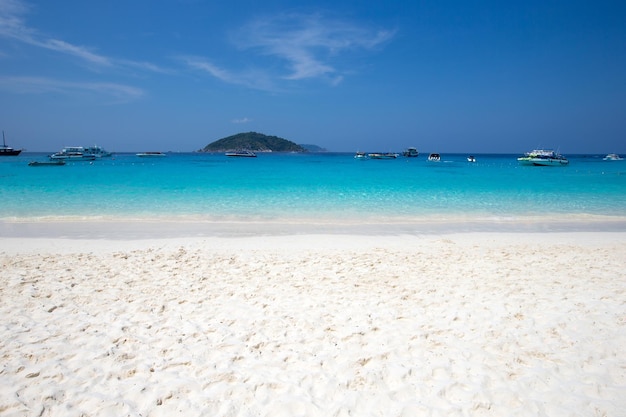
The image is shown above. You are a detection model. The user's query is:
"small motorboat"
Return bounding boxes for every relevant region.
[428,153,441,162]
[354,151,368,160]
[467,155,476,162]
[29,160,66,166]
[368,152,398,159]
[603,153,623,161]
[136,152,166,157]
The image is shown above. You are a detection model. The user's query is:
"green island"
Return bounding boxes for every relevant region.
[199,132,310,153]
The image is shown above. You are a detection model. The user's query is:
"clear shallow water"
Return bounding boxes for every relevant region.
[1,152,625,225]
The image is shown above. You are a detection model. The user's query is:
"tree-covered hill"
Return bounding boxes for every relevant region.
[199,132,306,152]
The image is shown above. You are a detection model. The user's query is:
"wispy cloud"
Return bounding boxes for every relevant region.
[232,117,252,124]
[239,13,395,82]
[181,56,276,91]
[0,76,144,102]
[1,1,395,95]
[183,57,236,83]
[41,39,112,66]
[185,13,395,90]
[0,0,111,66]
[0,0,167,74]
[0,0,33,40]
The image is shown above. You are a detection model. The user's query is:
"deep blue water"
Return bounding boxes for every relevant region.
[1,152,625,223]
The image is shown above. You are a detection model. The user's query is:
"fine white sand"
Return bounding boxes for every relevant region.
[1,232,625,416]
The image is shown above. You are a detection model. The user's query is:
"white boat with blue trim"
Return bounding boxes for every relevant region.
[49,146,97,161]
[517,149,569,166]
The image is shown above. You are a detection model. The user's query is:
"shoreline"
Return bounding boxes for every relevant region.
[2,214,626,239]
[1,230,625,254]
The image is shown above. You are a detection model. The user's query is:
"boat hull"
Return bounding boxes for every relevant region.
[368,153,398,159]
[50,154,96,161]
[136,152,166,157]
[29,160,66,166]
[518,157,569,166]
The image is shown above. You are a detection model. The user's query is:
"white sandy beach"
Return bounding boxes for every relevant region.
[1,231,625,416]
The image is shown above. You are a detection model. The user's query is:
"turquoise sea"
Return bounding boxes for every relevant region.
[1,152,625,233]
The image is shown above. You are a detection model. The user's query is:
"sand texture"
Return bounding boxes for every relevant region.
[1,233,625,416]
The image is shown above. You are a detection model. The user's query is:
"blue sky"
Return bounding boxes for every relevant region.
[1,0,625,153]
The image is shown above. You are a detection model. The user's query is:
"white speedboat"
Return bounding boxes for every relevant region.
[50,146,97,161]
[428,153,441,162]
[517,149,568,166]
[136,152,166,157]
[467,155,476,162]
[354,151,368,160]
[225,150,257,157]
[603,153,623,161]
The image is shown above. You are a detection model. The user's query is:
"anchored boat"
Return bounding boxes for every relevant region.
[517,149,568,166]
[29,160,67,167]
[0,131,22,156]
[50,146,97,161]
[368,152,398,159]
[136,152,167,157]
[402,147,419,157]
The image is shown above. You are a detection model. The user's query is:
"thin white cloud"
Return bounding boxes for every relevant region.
[121,59,173,75]
[0,0,110,66]
[232,117,252,124]
[183,57,235,83]
[1,1,394,94]
[0,0,35,42]
[0,76,144,102]
[42,39,112,66]
[236,13,395,82]
[181,56,277,91]
[184,13,395,90]
[0,0,165,72]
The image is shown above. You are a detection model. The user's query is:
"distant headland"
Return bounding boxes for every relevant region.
[198,132,325,153]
